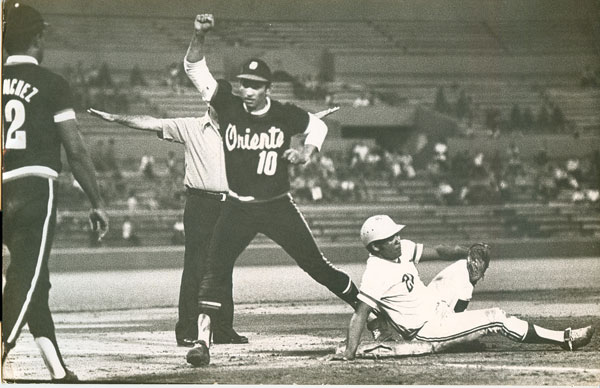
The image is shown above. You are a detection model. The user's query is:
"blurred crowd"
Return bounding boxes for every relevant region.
[57,139,599,247]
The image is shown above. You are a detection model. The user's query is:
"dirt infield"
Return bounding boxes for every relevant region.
[2,288,599,385]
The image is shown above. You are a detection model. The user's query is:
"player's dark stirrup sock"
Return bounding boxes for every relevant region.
[454,300,469,313]
[522,323,563,345]
[337,282,359,309]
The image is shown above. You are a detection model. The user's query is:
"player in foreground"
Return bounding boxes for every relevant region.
[183,13,358,367]
[332,215,595,360]
[87,104,338,348]
[2,3,109,381]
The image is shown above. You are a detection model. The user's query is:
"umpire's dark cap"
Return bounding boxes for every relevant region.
[237,59,271,83]
[5,3,48,35]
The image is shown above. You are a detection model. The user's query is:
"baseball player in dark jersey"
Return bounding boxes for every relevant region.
[183,14,359,366]
[87,106,248,346]
[2,3,109,382]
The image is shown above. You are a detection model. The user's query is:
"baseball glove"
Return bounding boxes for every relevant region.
[467,243,491,285]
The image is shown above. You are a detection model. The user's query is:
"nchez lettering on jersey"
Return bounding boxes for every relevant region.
[225,124,284,151]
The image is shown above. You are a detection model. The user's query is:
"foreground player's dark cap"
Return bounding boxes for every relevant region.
[237,59,272,83]
[5,3,48,35]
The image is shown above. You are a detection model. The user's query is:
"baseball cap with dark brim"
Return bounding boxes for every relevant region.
[5,3,49,35]
[236,59,271,83]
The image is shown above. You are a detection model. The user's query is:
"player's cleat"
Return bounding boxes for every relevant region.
[186,340,210,366]
[213,327,249,344]
[52,368,79,383]
[561,326,594,351]
[177,338,196,348]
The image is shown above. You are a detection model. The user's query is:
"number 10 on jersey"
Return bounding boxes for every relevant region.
[257,150,277,175]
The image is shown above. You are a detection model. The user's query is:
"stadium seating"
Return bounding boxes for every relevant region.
[52,202,600,248]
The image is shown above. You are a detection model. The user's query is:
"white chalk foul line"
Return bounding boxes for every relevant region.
[437,362,600,374]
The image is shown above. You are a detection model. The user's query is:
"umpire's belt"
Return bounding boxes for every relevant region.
[186,187,227,202]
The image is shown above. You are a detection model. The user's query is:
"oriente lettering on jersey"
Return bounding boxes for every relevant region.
[3,78,39,103]
[224,124,284,151]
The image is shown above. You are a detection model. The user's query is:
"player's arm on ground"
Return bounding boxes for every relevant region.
[331,301,371,361]
[87,108,163,133]
[57,119,109,238]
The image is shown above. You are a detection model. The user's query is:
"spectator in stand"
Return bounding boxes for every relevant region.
[166,150,180,178]
[130,65,148,87]
[399,154,416,179]
[139,155,156,179]
[94,62,114,88]
[571,187,586,203]
[463,152,500,205]
[535,164,559,203]
[566,158,583,185]
[435,179,457,206]
[167,62,183,94]
[552,164,571,190]
[365,147,383,178]
[384,151,402,184]
[122,216,141,246]
[325,92,336,108]
[91,140,108,173]
[586,188,599,203]
[172,218,186,245]
[104,138,121,178]
[317,153,336,181]
[350,141,370,177]
[127,190,139,212]
[434,142,450,173]
[353,92,371,108]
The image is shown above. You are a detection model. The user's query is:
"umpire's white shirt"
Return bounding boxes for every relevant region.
[159,113,228,192]
[358,239,437,334]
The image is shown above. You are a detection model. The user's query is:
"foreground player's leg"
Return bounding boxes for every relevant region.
[265,197,359,308]
[416,308,595,352]
[186,313,212,367]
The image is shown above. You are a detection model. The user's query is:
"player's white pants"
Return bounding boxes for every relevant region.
[415,308,528,351]
[356,308,529,358]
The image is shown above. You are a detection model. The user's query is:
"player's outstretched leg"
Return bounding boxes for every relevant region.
[523,324,595,351]
[186,313,211,367]
[417,308,595,352]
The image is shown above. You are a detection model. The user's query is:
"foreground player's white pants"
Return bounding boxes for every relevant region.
[354,308,529,357]
[415,307,527,349]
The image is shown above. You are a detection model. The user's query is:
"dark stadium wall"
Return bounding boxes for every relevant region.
[448,134,600,160]
[22,0,598,21]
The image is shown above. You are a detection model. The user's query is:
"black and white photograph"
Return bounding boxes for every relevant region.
[1,0,599,384]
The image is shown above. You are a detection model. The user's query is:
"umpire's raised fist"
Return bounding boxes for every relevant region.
[194,14,214,33]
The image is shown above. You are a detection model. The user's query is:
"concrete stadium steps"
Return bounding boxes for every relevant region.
[487,20,599,55]
[52,203,600,248]
[372,20,504,55]
[547,88,600,132]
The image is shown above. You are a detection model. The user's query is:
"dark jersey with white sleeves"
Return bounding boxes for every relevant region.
[211,79,309,199]
[2,61,74,177]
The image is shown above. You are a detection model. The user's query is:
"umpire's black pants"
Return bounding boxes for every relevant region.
[176,189,236,342]
[2,177,66,368]
[198,193,358,312]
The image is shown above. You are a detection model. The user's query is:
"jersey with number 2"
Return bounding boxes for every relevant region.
[210,79,309,199]
[2,62,72,175]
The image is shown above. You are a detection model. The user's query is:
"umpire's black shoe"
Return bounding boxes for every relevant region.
[213,328,249,344]
[177,338,197,348]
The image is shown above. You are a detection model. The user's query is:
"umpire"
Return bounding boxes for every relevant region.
[2,3,109,381]
[87,107,248,346]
